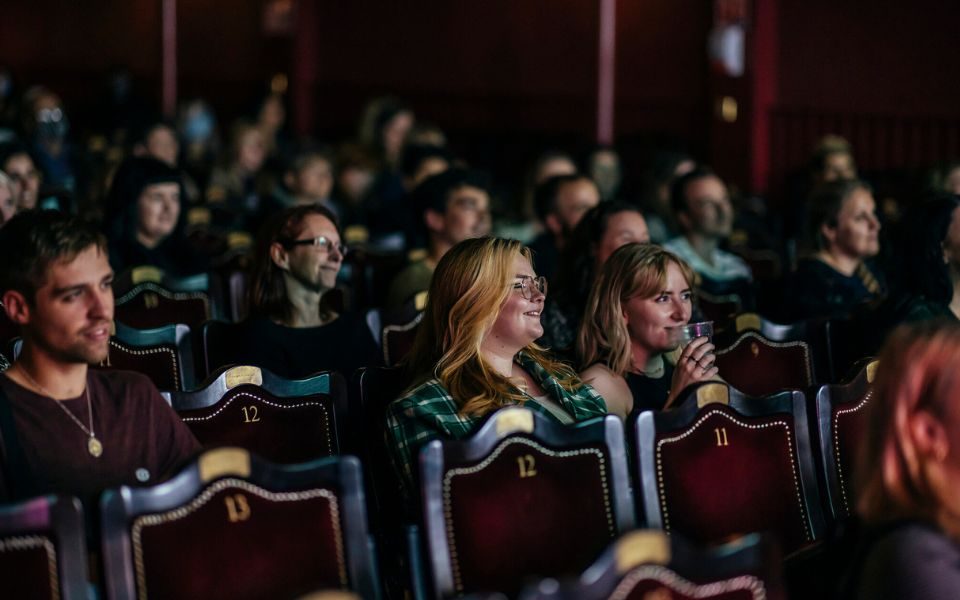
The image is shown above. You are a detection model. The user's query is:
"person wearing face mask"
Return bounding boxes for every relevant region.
[235,204,381,379]
[103,156,209,277]
[783,178,884,321]
[385,237,608,497]
[577,243,717,420]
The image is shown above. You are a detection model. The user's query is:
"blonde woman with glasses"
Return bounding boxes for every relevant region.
[577,243,717,419]
[385,236,608,494]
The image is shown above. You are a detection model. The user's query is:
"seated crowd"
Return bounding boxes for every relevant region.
[1,84,960,599]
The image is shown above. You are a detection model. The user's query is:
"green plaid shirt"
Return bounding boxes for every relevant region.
[385,351,608,494]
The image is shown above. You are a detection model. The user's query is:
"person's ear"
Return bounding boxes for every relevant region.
[2,289,31,326]
[269,242,290,271]
[424,209,445,234]
[821,222,838,247]
[910,410,950,462]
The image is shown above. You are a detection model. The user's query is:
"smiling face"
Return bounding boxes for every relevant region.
[137,182,181,246]
[483,254,545,353]
[16,245,114,365]
[622,261,693,355]
[276,213,343,293]
[595,211,650,270]
[825,186,880,260]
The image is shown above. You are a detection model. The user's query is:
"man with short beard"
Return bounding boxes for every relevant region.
[0,210,198,505]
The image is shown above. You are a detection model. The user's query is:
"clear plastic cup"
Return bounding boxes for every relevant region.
[667,321,714,349]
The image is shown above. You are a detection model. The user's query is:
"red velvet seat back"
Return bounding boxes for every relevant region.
[831,389,872,518]
[178,384,338,462]
[134,478,347,599]
[444,438,617,596]
[100,339,183,391]
[609,565,767,600]
[715,335,813,396]
[0,534,58,600]
[655,407,814,554]
[383,317,421,367]
[115,284,210,330]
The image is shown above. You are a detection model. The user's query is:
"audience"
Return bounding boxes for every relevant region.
[664,167,752,286]
[528,174,601,281]
[385,168,491,309]
[850,320,960,599]
[0,210,198,506]
[103,156,208,276]
[385,236,608,495]
[783,178,883,321]
[540,201,649,354]
[0,142,43,210]
[238,204,381,378]
[577,243,717,419]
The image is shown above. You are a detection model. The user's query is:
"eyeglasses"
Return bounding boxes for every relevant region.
[283,236,348,256]
[512,275,547,300]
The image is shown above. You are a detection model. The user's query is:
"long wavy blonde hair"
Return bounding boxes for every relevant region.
[405,236,582,417]
[577,243,695,376]
[857,320,960,535]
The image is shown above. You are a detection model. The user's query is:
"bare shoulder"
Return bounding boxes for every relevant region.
[580,363,632,418]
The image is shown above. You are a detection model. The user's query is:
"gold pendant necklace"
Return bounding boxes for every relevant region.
[18,367,103,458]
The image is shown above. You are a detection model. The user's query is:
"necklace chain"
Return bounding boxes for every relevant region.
[17,366,96,438]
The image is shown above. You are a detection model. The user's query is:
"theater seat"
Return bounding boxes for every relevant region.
[714,330,814,396]
[634,381,826,556]
[98,321,196,392]
[0,495,88,600]
[417,406,634,598]
[814,359,876,522]
[381,292,427,367]
[521,530,785,600]
[100,448,380,600]
[113,266,218,330]
[164,365,348,463]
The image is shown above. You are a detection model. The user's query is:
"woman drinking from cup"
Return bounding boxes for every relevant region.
[385,236,608,496]
[577,243,718,419]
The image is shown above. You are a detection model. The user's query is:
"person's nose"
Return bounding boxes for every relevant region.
[670,297,688,322]
[89,287,114,321]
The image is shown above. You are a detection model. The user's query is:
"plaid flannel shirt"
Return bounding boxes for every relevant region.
[384,351,608,495]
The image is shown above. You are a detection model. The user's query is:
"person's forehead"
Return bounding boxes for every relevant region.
[687,176,727,200]
[299,213,339,237]
[512,254,535,276]
[558,179,598,202]
[142,182,180,195]
[607,211,646,231]
[5,153,34,172]
[44,246,111,286]
[448,185,488,204]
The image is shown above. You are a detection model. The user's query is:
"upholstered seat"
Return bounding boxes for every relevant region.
[98,321,196,391]
[634,382,825,556]
[714,330,814,396]
[521,530,785,600]
[113,266,218,330]
[100,448,381,600]
[164,365,348,462]
[0,495,88,600]
[814,359,876,522]
[417,406,635,598]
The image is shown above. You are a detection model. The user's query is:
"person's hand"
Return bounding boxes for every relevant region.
[668,336,719,405]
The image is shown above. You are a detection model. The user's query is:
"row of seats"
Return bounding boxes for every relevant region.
[0,354,873,598]
[0,450,786,600]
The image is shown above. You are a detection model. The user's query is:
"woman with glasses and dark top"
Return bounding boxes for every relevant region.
[385,236,608,496]
[577,243,717,419]
[236,204,381,379]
